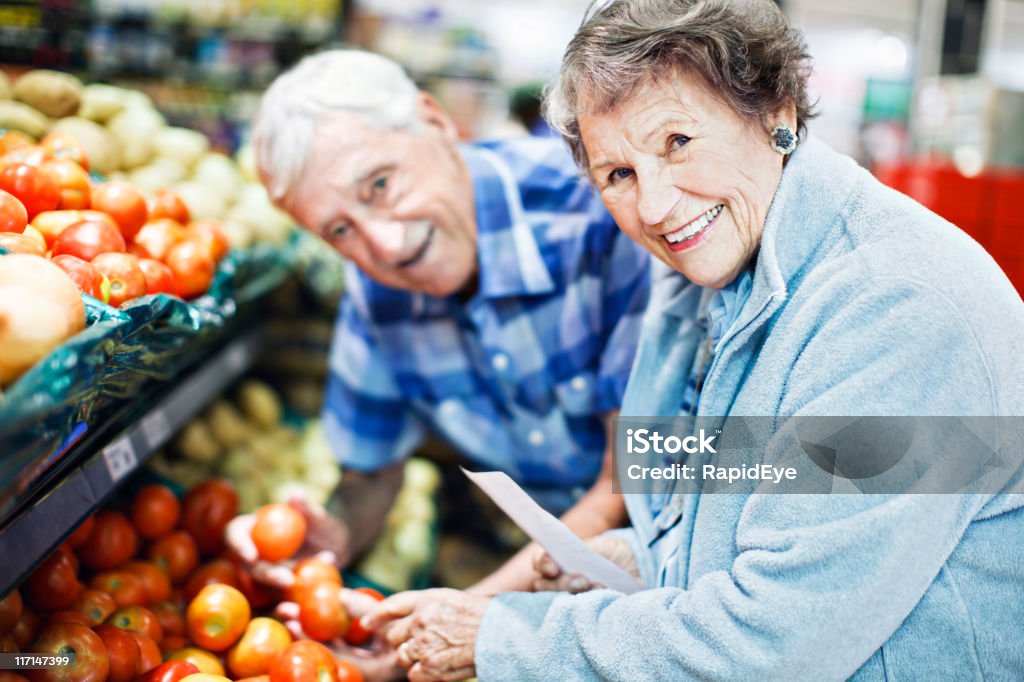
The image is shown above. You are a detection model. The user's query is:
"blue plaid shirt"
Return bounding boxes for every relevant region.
[322,137,650,513]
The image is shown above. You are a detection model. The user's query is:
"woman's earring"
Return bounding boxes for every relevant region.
[770,125,797,155]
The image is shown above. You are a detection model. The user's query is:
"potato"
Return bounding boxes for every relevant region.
[236,379,283,429]
[12,70,82,118]
[107,104,165,169]
[0,100,49,139]
[176,180,228,220]
[50,117,120,175]
[204,399,250,449]
[77,84,127,123]
[128,158,188,193]
[173,419,221,463]
[154,127,209,169]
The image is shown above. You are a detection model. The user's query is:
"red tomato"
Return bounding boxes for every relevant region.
[138,257,179,296]
[185,584,250,652]
[251,504,307,562]
[0,632,17,653]
[234,563,282,612]
[130,484,181,539]
[0,163,59,219]
[159,634,188,653]
[44,610,93,627]
[89,571,147,608]
[92,623,140,682]
[122,561,172,604]
[165,239,215,300]
[298,581,349,642]
[226,617,292,679]
[341,588,385,646]
[184,559,240,602]
[148,531,200,584]
[90,252,147,307]
[77,510,138,571]
[131,632,163,675]
[147,189,191,224]
[107,605,163,644]
[166,648,225,676]
[0,130,34,155]
[181,480,238,557]
[0,231,44,256]
[336,660,364,682]
[65,514,95,549]
[150,601,186,638]
[91,181,148,240]
[0,189,27,233]
[23,550,81,612]
[31,210,116,249]
[40,159,90,210]
[10,608,39,649]
[50,255,110,302]
[52,218,127,262]
[0,146,47,168]
[136,661,201,682]
[288,559,341,603]
[25,622,108,682]
[39,132,89,171]
[267,640,338,682]
[186,220,229,262]
[0,589,23,632]
[132,218,185,262]
[71,589,117,626]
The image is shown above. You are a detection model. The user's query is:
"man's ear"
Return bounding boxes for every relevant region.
[416,91,459,143]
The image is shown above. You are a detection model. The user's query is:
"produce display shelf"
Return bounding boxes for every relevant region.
[0,326,268,599]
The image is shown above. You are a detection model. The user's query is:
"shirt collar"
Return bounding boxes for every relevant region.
[461,145,555,299]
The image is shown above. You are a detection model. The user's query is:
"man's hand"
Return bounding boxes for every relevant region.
[532,533,639,593]
[362,588,490,682]
[225,493,351,589]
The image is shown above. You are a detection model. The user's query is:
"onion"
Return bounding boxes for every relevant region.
[0,285,77,386]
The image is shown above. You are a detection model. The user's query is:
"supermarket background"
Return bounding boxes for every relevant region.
[0,0,1022,674]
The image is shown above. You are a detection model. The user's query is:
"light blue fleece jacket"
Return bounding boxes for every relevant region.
[475,137,1024,680]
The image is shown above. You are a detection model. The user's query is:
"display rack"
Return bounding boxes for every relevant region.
[0,326,268,599]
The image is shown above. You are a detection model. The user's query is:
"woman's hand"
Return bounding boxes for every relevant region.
[362,588,490,682]
[273,588,406,682]
[224,493,350,589]
[532,533,640,593]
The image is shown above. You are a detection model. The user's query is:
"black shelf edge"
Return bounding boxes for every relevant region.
[0,327,267,599]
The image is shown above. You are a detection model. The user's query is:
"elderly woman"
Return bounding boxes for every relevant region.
[360,0,1024,679]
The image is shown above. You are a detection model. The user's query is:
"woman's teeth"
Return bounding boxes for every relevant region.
[665,205,723,244]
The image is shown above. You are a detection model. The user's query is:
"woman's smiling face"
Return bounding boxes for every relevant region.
[578,73,793,289]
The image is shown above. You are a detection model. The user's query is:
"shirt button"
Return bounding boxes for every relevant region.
[440,399,458,416]
[528,429,545,446]
[491,353,510,371]
[570,375,587,391]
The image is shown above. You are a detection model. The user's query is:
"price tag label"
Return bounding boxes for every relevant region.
[103,437,137,483]
[141,410,172,448]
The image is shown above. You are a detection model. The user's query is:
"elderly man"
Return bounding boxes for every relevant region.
[230,49,649,599]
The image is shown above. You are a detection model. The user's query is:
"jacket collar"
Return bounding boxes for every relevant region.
[461,145,556,299]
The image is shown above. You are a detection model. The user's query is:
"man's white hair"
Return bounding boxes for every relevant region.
[252,49,421,204]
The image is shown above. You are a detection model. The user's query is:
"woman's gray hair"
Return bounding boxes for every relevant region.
[252,50,421,204]
[544,0,816,171]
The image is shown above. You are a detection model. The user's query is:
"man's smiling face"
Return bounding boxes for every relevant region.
[284,95,479,297]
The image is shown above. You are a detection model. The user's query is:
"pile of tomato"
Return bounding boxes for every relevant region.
[0,480,373,682]
[0,129,229,306]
